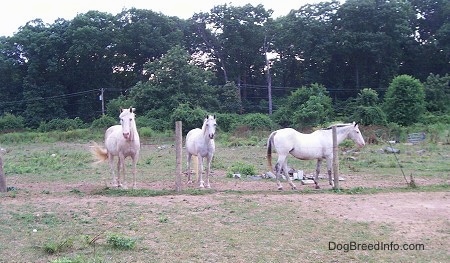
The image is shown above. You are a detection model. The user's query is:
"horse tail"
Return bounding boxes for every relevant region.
[91,142,108,163]
[267,131,277,171]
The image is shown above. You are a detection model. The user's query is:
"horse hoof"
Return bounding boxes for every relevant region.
[315,185,321,189]
[292,186,297,190]
[277,187,283,191]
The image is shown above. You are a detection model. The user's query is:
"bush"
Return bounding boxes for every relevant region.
[90,115,117,129]
[170,104,209,134]
[226,162,257,177]
[215,113,240,132]
[0,113,25,131]
[38,117,86,132]
[384,75,425,125]
[237,113,275,130]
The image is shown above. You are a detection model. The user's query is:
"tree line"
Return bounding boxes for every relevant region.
[0,0,448,130]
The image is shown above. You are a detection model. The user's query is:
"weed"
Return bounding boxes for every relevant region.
[43,238,74,254]
[226,161,256,177]
[106,233,137,250]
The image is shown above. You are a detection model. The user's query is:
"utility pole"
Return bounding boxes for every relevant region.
[99,88,105,115]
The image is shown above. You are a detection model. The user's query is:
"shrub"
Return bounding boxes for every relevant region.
[226,162,257,177]
[90,115,117,129]
[106,233,137,250]
[38,117,86,132]
[384,75,425,125]
[0,113,25,131]
[237,113,275,130]
[170,104,209,134]
[214,113,239,132]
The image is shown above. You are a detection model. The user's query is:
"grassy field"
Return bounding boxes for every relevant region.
[0,129,448,263]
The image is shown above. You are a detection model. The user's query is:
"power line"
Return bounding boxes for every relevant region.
[0,89,99,107]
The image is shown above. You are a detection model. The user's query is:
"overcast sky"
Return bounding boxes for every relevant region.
[1,0,329,37]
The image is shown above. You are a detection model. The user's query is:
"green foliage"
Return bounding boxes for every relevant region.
[226,162,257,177]
[170,103,208,134]
[106,233,137,250]
[214,113,240,132]
[383,75,426,125]
[273,83,333,128]
[424,73,450,113]
[90,115,117,129]
[216,82,242,113]
[237,113,275,130]
[351,88,387,125]
[124,45,219,121]
[37,117,86,132]
[0,113,25,131]
[43,238,74,254]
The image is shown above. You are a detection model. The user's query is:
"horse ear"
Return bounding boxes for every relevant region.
[213,115,216,119]
[353,121,358,127]
[120,108,123,113]
[130,107,135,113]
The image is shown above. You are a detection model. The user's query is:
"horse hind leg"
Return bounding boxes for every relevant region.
[326,158,333,187]
[275,155,297,190]
[283,159,297,190]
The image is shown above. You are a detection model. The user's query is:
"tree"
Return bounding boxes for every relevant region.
[423,73,450,114]
[122,45,219,127]
[383,75,425,125]
[332,0,415,95]
[273,83,333,128]
[353,88,386,125]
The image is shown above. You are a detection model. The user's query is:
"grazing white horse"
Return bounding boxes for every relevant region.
[92,107,140,189]
[267,122,365,190]
[186,115,217,188]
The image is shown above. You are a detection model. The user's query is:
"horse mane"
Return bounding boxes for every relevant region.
[321,123,354,130]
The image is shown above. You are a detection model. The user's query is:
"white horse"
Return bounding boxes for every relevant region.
[267,122,365,190]
[92,107,140,189]
[186,115,217,188]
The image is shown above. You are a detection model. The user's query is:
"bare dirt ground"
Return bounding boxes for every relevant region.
[5,173,449,242]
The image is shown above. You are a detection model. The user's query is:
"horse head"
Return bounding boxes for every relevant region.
[119,107,136,140]
[203,115,217,139]
[348,122,365,147]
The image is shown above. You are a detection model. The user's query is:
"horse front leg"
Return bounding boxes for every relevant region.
[314,159,322,189]
[108,154,117,187]
[117,155,127,189]
[131,155,138,189]
[204,155,212,189]
[197,156,205,188]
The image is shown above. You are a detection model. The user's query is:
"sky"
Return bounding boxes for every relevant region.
[0,0,327,37]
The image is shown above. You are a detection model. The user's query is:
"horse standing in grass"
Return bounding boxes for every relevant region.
[92,107,140,189]
[267,122,365,190]
[186,115,217,188]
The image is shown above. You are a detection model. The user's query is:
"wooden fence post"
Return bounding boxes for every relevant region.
[332,126,340,190]
[0,156,6,192]
[175,121,183,192]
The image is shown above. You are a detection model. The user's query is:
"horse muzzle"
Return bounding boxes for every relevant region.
[209,134,215,139]
[123,133,130,139]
